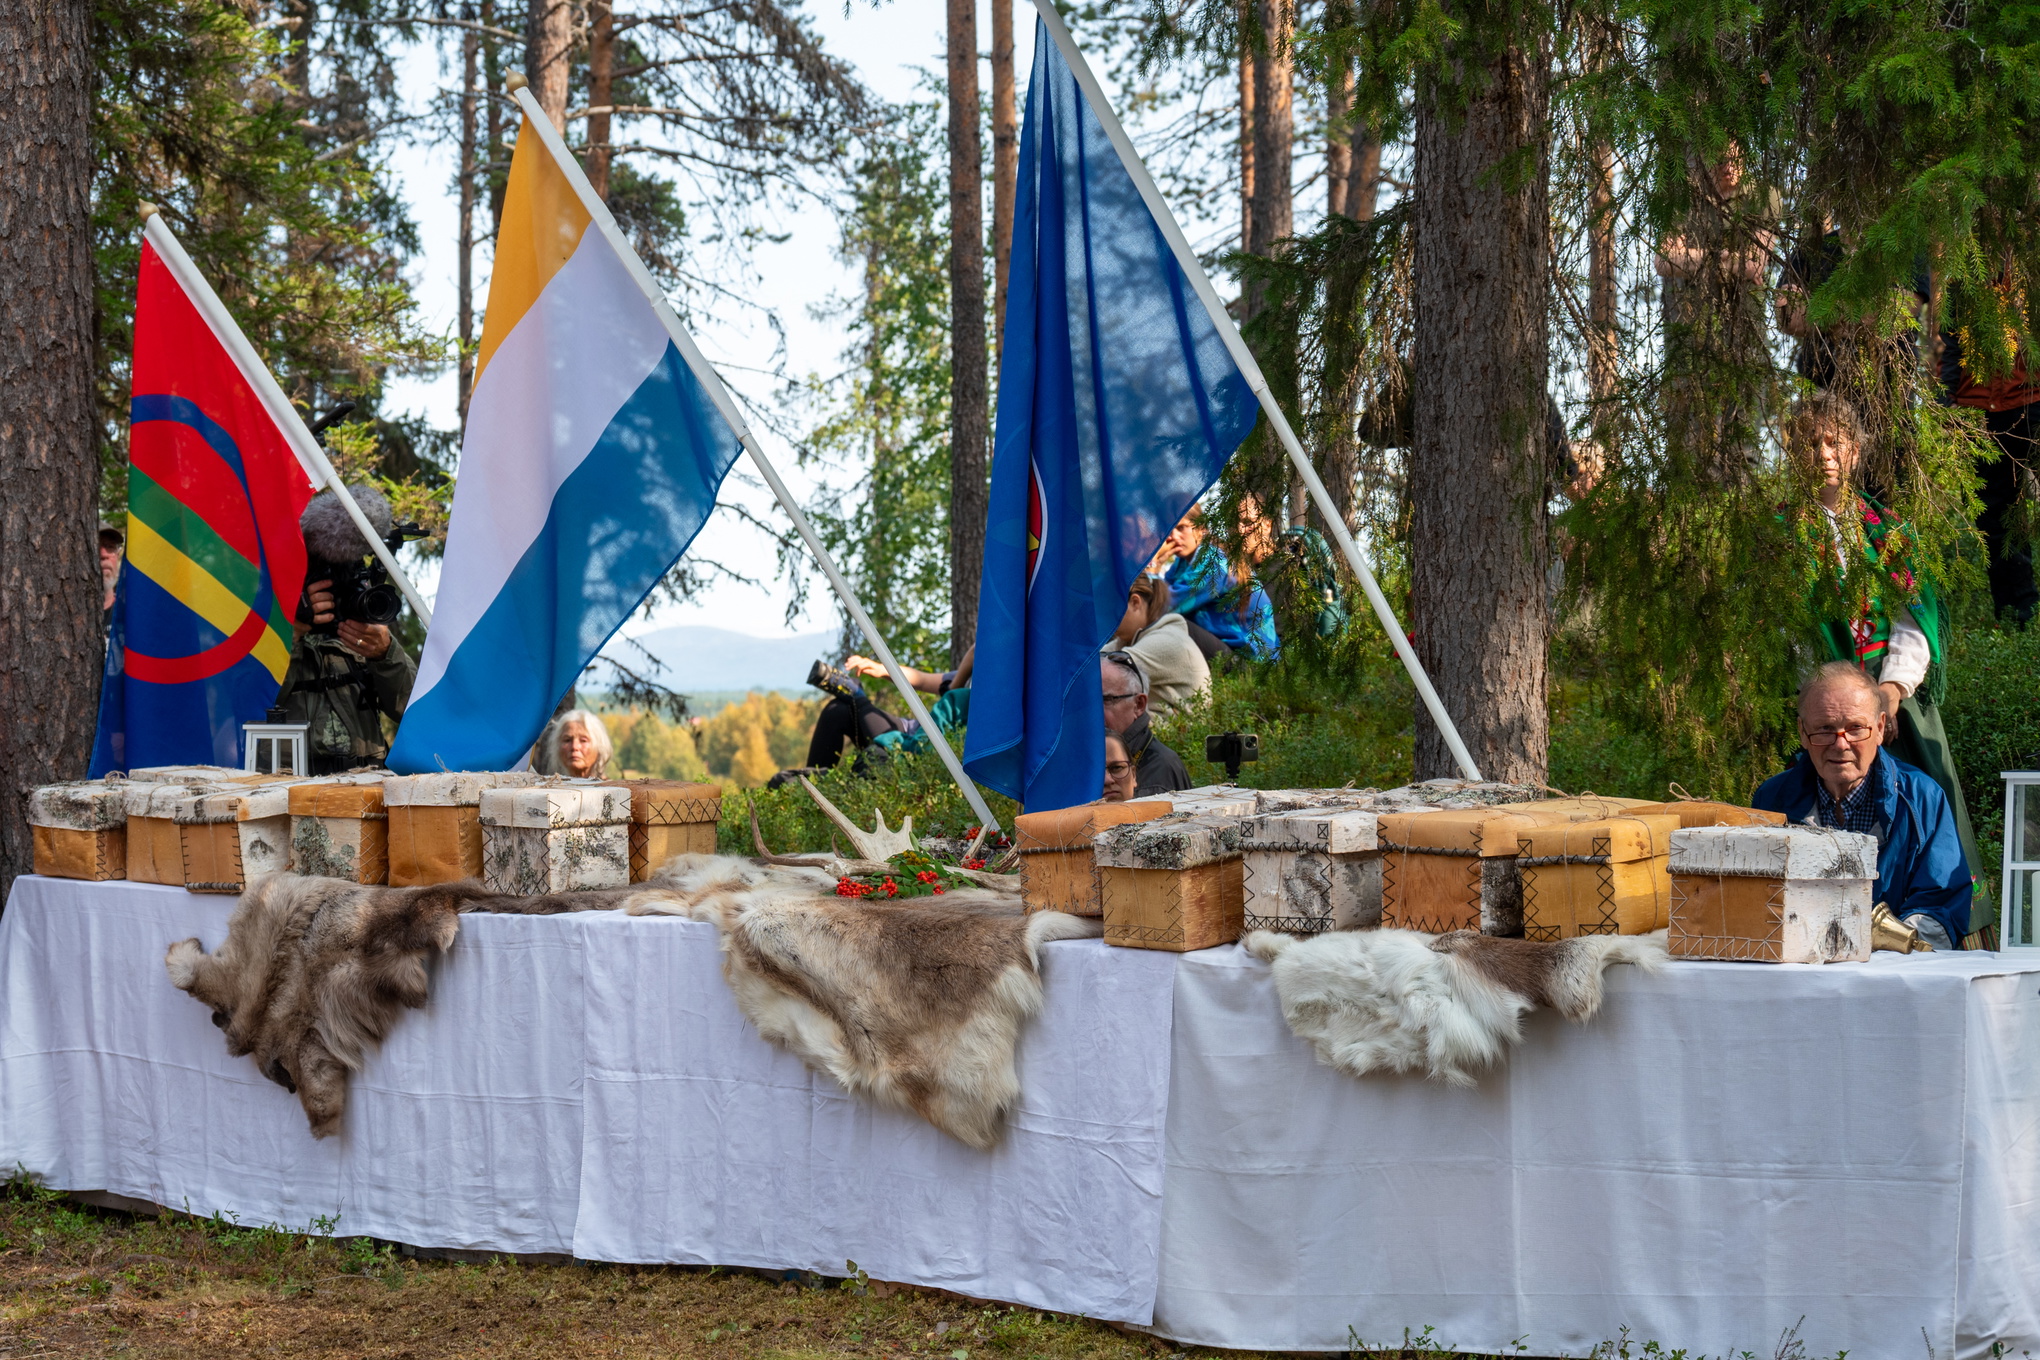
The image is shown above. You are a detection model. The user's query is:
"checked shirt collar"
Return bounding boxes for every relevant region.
[1814,753,1883,839]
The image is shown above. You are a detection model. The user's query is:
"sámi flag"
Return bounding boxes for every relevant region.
[90,233,318,775]
[388,99,743,773]
[962,14,1259,811]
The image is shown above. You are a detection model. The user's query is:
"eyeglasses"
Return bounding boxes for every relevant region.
[1105,761,1134,778]
[1102,692,1138,704]
[1803,722,1877,747]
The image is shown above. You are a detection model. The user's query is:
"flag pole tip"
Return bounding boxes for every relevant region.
[138,202,159,221]
[505,71,528,93]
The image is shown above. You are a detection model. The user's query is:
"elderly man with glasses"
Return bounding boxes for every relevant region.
[1753,661,1975,948]
[1101,651,1190,797]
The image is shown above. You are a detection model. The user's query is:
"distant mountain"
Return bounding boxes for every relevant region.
[602,625,837,695]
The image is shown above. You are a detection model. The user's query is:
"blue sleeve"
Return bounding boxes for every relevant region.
[1166,547,1226,620]
[1896,784,1974,942]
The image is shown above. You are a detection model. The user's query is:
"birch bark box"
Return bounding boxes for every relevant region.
[1150,786,1261,817]
[1633,800,1789,829]
[289,777,390,884]
[1096,813,1246,951]
[479,784,632,894]
[384,773,542,887]
[29,781,131,881]
[174,783,300,893]
[1668,824,1876,963]
[1516,813,1679,940]
[1378,797,1657,936]
[124,781,223,885]
[1240,805,1384,935]
[1012,801,1173,915]
[604,779,724,880]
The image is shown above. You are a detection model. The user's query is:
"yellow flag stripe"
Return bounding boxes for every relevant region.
[473,116,594,386]
[126,515,293,682]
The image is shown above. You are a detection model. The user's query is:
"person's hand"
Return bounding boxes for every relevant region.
[844,655,887,679]
[337,620,391,659]
[294,580,336,639]
[1878,681,1906,739]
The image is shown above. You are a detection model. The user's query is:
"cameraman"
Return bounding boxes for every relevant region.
[276,576,416,772]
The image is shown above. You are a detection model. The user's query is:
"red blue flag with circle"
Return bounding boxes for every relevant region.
[91,239,318,774]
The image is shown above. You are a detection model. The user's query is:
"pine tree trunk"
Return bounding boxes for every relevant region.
[1409,36,1552,784]
[1244,0,1291,280]
[1238,21,1254,251]
[946,0,988,665]
[525,0,573,130]
[0,0,101,899]
[586,0,615,199]
[484,0,507,230]
[458,14,479,428]
[990,0,1018,347]
[1326,28,1351,218]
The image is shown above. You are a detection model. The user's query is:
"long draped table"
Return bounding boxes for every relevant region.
[3,876,2037,1359]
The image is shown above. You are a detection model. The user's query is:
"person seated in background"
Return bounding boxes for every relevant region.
[1155,503,1280,661]
[1102,731,1137,803]
[1753,663,1972,948]
[536,708,614,778]
[801,646,975,769]
[1102,651,1189,797]
[1106,576,1210,714]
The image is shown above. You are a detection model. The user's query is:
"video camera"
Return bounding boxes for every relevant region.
[1204,731,1260,780]
[295,465,425,635]
[807,659,861,702]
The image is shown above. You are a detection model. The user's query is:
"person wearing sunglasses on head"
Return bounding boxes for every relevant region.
[1101,651,1189,797]
[1753,661,1974,949]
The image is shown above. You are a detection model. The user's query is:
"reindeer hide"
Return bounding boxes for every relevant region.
[622,854,1098,1149]
[165,875,500,1136]
[1243,927,1667,1087]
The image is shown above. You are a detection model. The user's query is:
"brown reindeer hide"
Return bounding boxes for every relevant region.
[1243,926,1668,1087]
[165,875,500,1136]
[617,854,1098,1149]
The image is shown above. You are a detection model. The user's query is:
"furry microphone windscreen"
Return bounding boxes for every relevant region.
[299,484,394,562]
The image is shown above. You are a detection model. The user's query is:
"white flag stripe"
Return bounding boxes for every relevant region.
[412,228,672,701]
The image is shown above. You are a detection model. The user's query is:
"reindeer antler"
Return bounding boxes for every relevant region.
[795,775,916,861]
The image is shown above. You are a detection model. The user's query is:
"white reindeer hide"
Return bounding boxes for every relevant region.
[1244,927,1667,1086]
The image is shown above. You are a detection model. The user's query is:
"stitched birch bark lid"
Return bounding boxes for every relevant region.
[124,781,234,818]
[1669,824,1878,879]
[1093,812,1245,869]
[1377,779,1544,808]
[382,772,543,807]
[29,781,132,830]
[289,776,388,818]
[1241,805,1381,854]
[1515,813,1679,862]
[1148,786,1260,817]
[602,779,723,825]
[179,781,307,824]
[1252,788,1383,814]
[1378,803,1600,857]
[125,764,246,783]
[1013,800,1172,851]
[479,784,632,828]
[1631,800,1788,829]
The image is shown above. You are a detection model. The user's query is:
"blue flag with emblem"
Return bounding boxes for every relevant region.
[962,16,1259,812]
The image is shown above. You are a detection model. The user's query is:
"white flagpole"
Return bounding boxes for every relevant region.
[138,206,435,629]
[504,79,1004,836]
[1026,1,1485,783]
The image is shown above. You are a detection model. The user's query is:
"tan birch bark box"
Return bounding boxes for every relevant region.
[479,784,632,895]
[1241,805,1384,935]
[1632,800,1789,829]
[174,782,302,893]
[1096,813,1247,951]
[383,773,544,886]
[604,779,724,880]
[289,777,390,884]
[1012,801,1173,916]
[29,781,133,881]
[1667,824,1876,963]
[1516,813,1679,940]
[123,781,232,886]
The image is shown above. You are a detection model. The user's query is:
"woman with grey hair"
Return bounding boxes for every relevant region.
[537,708,615,779]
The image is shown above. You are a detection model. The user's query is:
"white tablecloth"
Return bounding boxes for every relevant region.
[4,875,2038,1358]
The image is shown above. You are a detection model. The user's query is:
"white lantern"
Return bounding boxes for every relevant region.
[242,707,309,777]
[2003,771,2040,951]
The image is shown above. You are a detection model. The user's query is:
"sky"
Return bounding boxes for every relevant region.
[379,0,1015,644]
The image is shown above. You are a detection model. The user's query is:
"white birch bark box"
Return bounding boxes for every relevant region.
[1149,786,1261,817]
[479,784,632,894]
[1241,804,1384,934]
[1667,824,1877,964]
[29,780,133,881]
[172,783,302,893]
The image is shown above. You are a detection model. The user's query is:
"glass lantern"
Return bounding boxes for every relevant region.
[242,706,309,777]
[2003,772,2040,950]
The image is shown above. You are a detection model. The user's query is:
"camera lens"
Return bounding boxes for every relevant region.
[358,582,402,624]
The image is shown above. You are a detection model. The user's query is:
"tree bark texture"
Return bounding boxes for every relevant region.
[990,0,1017,348]
[1244,0,1291,282]
[1409,38,1552,784]
[1587,136,1617,437]
[585,0,615,200]
[946,0,988,665]
[525,0,573,131]
[1238,24,1254,251]
[484,0,508,230]
[0,0,102,899]
[1327,53,1352,218]
[458,16,479,428]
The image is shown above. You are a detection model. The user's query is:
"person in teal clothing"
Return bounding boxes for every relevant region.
[1156,501,1280,660]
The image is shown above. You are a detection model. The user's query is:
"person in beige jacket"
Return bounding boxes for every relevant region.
[1103,576,1211,714]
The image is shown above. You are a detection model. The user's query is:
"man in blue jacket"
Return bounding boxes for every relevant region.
[1753,662,1974,947]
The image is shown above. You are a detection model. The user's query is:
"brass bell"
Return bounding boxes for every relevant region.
[1870,902,1934,953]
